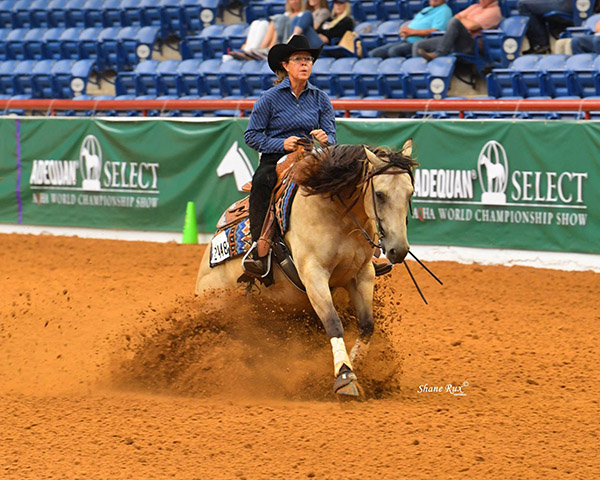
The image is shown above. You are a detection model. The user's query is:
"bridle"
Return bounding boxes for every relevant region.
[337,156,414,252]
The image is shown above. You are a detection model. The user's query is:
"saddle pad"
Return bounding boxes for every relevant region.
[209,180,298,267]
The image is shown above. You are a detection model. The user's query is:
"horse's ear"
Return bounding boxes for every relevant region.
[401,138,414,158]
[363,146,380,165]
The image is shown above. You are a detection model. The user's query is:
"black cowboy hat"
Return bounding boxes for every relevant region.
[267,35,323,73]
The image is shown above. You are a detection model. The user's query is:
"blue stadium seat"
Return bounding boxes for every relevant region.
[102,0,123,27]
[25,28,56,60]
[378,57,406,98]
[330,57,359,97]
[400,0,427,19]
[29,0,51,28]
[121,0,145,27]
[486,55,540,98]
[181,0,220,35]
[538,54,570,97]
[352,58,383,98]
[12,60,38,96]
[449,0,476,16]
[499,0,519,18]
[351,0,383,22]
[121,26,160,69]
[198,58,222,95]
[427,55,456,98]
[223,23,249,53]
[42,27,69,59]
[400,56,429,98]
[218,59,245,96]
[179,34,203,59]
[377,20,404,45]
[244,1,267,24]
[0,0,14,29]
[309,57,335,94]
[175,58,203,95]
[198,24,228,58]
[11,0,30,28]
[98,26,123,70]
[48,0,69,28]
[259,59,276,90]
[380,0,402,21]
[134,59,162,95]
[154,59,180,95]
[80,0,104,28]
[31,59,59,98]
[51,59,79,98]
[266,0,286,17]
[0,59,18,94]
[62,0,88,28]
[565,53,596,97]
[5,28,29,60]
[69,58,96,96]
[505,54,543,97]
[358,20,385,54]
[0,28,9,58]
[160,0,185,38]
[78,27,104,68]
[240,59,265,97]
[50,27,83,59]
[561,13,600,38]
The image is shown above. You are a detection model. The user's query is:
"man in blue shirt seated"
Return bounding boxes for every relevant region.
[369,0,453,58]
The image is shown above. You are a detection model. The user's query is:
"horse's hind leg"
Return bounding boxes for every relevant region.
[346,268,375,368]
[301,269,361,398]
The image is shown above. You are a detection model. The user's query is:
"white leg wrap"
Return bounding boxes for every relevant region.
[330,337,352,377]
[349,337,371,365]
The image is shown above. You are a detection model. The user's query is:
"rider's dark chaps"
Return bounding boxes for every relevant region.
[249,153,281,246]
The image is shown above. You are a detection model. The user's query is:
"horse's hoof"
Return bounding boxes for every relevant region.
[333,370,362,399]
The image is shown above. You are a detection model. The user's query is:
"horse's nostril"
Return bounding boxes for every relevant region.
[389,248,397,257]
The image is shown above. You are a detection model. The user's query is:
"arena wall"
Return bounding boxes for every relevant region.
[0,117,598,255]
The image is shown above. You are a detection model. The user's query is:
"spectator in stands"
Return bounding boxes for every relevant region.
[243,35,335,276]
[369,0,453,59]
[517,0,572,54]
[289,0,331,48]
[233,0,306,60]
[293,0,355,48]
[415,0,502,60]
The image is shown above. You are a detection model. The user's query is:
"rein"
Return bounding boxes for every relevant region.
[336,159,413,252]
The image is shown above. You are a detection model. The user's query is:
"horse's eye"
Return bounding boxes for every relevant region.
[375,191,386,202]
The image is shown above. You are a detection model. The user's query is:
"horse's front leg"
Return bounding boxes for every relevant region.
[346,264,375,368]
[301,267,361,398]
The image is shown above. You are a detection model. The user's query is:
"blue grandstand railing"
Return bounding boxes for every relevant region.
[3,98,600,119]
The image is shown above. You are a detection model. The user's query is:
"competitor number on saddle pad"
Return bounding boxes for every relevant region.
[210,231,231,265]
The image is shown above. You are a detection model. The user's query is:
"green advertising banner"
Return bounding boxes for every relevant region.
[336,120,599,255]
[0,118,598,255]
[0,117,254,232]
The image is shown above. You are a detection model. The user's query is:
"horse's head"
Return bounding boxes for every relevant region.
[364,140,416,264]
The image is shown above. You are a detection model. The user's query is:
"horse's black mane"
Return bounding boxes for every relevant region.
[293,142,417,198]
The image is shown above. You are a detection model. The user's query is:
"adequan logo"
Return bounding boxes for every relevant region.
[80,135,102,191]
[477,140,508,205]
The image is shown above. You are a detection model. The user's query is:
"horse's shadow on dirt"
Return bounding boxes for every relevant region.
[112,285,404,401]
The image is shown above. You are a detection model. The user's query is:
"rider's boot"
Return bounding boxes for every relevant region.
[372,258,393,276]
[242,243,268,277]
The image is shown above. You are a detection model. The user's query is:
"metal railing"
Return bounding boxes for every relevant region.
[2,98,600,119]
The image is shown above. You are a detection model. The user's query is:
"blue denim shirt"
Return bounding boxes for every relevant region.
[244,77,337,154]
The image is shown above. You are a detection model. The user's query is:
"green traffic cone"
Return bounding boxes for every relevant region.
[182,201,198,244]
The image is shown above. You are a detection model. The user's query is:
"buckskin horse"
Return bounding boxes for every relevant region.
[195,139,418,398]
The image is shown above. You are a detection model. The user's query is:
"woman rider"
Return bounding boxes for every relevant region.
[243,35,334,276]
[243,35,392,277]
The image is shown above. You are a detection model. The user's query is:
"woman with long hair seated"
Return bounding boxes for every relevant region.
[292,0,354,48]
